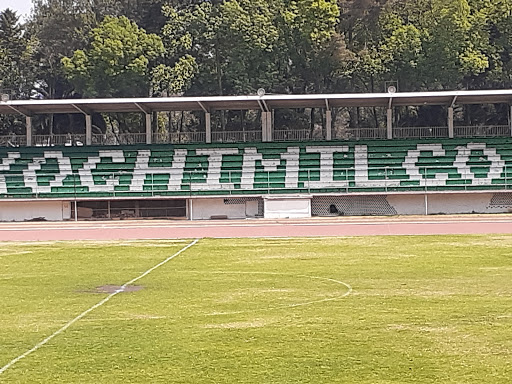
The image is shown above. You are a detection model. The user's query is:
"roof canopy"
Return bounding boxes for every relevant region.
[1,89,512,116]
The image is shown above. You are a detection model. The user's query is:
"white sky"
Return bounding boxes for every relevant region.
[0,0,33,20]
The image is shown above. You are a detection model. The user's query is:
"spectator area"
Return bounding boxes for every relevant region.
[1,137,512,199]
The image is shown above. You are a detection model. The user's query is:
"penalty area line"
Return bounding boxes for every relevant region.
[0,238,199,376]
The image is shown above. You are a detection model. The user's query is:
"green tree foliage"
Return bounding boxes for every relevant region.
[0,9,38,135]
[27,0,99,99]
[0,9,37,99]
[61,16,164,97]
[2,0,512,134]
[161,0,346,96]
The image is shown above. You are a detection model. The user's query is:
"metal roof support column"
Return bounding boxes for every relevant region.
[262,112,272,142]
[269,111,274,142]
[145,113,152,144]
[448,107,454,138]
[26,116,32,146]
[326,109,332,140]
[205,112,211,143]
[261,112,266,141]
[509,105,512,137]
[261,112,268,142]
[85,114,92,145]
[386,108,393,139]
[325,99,332,141]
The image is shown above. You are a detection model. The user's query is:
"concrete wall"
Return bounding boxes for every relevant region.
[0,201,71,221]
[264,197,311,219]
[387,193,498,215]
[190,198,255,220]
[0,193,508,222]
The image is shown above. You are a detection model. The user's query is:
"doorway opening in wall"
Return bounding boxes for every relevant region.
[71,199,187,220]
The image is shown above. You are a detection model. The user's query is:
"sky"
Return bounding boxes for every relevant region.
[1,0,33,20]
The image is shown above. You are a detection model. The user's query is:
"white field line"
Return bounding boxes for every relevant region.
[0,238,199,376]
[180,270,352,316]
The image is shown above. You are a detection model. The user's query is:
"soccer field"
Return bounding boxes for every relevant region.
[1,236,511,383]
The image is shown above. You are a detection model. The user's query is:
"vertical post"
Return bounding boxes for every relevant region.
[85,114,92,145]
[509,105,512,137]
[205,112,211,143]
[326,109,332,140]
[448,107,454,138]
[73,173,78,221]
[145,113,152,144]
[386,108,393,139]
[26,116,32,146]
[424,193,428,215]
[262,112,269,142]
[267,111,273,142]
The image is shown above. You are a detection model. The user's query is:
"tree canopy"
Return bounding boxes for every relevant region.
[1,0,512,134]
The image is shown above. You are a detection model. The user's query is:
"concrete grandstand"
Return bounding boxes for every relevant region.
[1,90,512,221]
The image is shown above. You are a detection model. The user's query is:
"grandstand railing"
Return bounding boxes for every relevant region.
[1,124,511,147]
[212,130,262,143]
[33,134,86,147]
[92,133,147,145]
[274,129,324,141]
[454,125,510,138]
[394,126,449,139]
[5,164,512,199]
[336,128,386,140]
[0,135,27,147]
[153,131,206,144]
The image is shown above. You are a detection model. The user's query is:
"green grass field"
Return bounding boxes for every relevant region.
[1,236,511,383]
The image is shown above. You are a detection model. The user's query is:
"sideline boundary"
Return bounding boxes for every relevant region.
[0,238,199,376]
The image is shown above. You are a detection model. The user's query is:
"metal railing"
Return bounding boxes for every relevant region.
[274,129,324,142]
[212,130,262,143]
[4,164,511,199]
[339,128,386,140]
[33,134,85,146]
[2,124,512,147]
[454,125,510,138]
[92,133,147,145]
[153,131,206,144]
[0,135,27,147]
[394,126,449,139]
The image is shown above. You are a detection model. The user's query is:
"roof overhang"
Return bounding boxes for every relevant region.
[1,89,511,116]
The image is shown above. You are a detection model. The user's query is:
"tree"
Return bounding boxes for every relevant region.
[0,9,38,135]
[0,9,37,99]
[62,16,164,98]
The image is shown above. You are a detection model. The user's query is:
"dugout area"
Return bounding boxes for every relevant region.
[72,199,187,220]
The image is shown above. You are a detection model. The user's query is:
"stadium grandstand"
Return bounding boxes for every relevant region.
[1,89,512,221]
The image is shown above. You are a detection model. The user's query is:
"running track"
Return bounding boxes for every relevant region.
[1,215,512,241]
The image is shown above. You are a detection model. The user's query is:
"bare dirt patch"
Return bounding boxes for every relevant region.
[203,319,271,329]
[82,285,144,294]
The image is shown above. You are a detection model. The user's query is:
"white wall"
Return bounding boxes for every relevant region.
[0,201,70,221]
[264,197,311,219]
[190,198,248,220]
[387,193,498,215]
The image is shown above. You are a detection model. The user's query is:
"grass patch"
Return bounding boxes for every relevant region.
[0,236,511,383]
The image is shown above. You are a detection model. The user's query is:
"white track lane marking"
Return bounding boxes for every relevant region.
[0,239,199,376]
[2,219,512,232]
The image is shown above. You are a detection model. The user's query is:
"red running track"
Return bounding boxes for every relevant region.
[1,215,512,241]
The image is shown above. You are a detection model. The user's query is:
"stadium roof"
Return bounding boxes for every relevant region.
[1,89,512,116]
